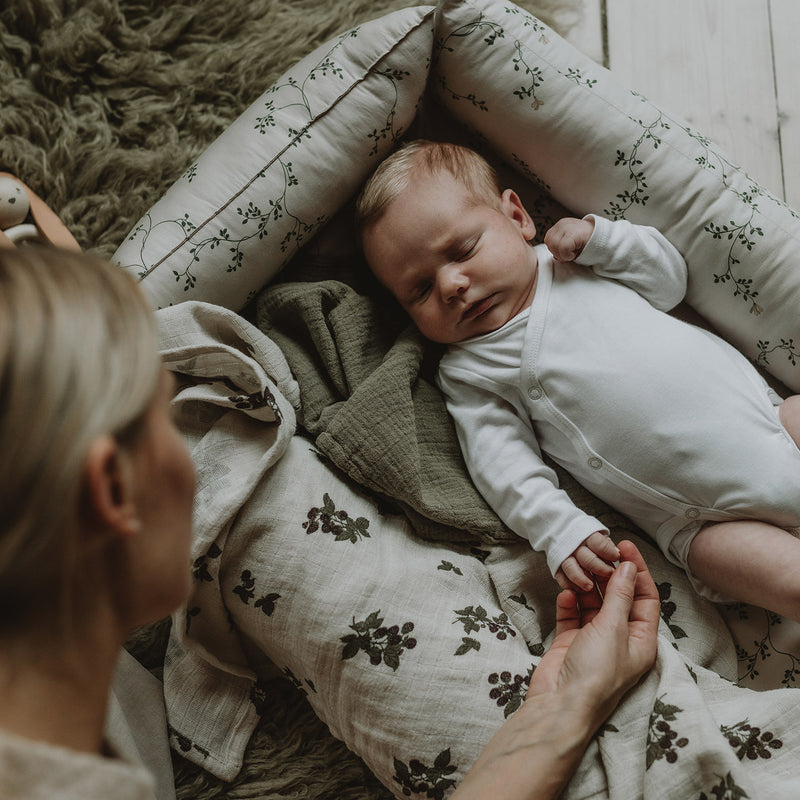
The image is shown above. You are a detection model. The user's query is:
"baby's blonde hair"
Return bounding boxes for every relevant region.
[0,247,161,628]
[355,139,501,233]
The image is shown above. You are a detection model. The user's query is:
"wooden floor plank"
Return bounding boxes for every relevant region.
[605,0,783,199]
[770,0,800,208]
[563,0,605,65]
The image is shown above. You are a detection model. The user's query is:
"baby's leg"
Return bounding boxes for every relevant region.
[687,520,800,621]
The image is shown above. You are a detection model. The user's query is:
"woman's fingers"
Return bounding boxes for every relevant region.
[617,541,661,641]
[554,587,581,635]
[596,559,637,618]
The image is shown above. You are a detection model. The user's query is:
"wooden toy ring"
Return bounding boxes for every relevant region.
[0,173,80,251]
[4,223,41,244]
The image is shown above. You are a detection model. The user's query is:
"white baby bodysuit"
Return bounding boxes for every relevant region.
[438,215,800,584]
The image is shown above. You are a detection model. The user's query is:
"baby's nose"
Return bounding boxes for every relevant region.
[440,265,469,301]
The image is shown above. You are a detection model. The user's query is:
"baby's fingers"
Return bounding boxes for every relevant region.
[558,556,595,592]
[575,545,616,578]
[546,232,578,262]
[586,531,620,562]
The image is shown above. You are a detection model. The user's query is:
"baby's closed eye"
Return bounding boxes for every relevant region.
[455,242,477,261]
[410,281,432,303]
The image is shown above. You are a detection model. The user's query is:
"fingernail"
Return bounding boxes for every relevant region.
[619,562,635,579]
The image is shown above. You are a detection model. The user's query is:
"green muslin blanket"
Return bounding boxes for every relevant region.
[255,277,514,545]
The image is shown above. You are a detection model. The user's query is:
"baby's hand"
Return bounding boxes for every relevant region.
[544,217,595,262]
[554,531,620,592]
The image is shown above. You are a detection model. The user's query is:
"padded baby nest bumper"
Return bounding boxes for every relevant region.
[114,0,800,392]
[114,1,800,798]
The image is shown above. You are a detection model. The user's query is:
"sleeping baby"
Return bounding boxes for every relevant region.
[355,138,800,619]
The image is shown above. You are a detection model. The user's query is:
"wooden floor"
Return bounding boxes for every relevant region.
[565,0,800,210]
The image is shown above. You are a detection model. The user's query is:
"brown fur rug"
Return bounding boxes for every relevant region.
[1,1,579,797]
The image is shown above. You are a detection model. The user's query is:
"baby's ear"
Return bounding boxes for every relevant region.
[500,189,537,241]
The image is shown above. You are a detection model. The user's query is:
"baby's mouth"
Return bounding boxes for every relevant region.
[461,294,495,322]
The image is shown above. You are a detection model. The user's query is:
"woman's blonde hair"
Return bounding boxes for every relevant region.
[355,139,501,233]
[0,247,161,627]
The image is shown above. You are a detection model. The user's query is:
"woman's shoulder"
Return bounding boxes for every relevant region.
[0,726,155,800]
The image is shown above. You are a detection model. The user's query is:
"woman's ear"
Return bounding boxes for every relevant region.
[500,188,537,242]
[82,435,141,538]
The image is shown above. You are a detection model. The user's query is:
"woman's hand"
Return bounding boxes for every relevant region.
[451,540,659,800]
[528,539,659,723]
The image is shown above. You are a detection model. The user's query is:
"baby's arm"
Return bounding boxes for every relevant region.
[438,364,605,577]
[546,214,688,312]
[555,531,620,592]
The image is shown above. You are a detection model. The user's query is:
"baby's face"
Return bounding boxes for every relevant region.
[361,169,539,344]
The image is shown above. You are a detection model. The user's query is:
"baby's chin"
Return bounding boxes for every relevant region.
[434,320,506,345]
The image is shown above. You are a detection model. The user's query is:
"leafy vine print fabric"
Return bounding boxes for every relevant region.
[113,5,435,312]
[155,300,299,780]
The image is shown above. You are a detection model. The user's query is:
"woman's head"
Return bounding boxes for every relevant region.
[0,247,193,636]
